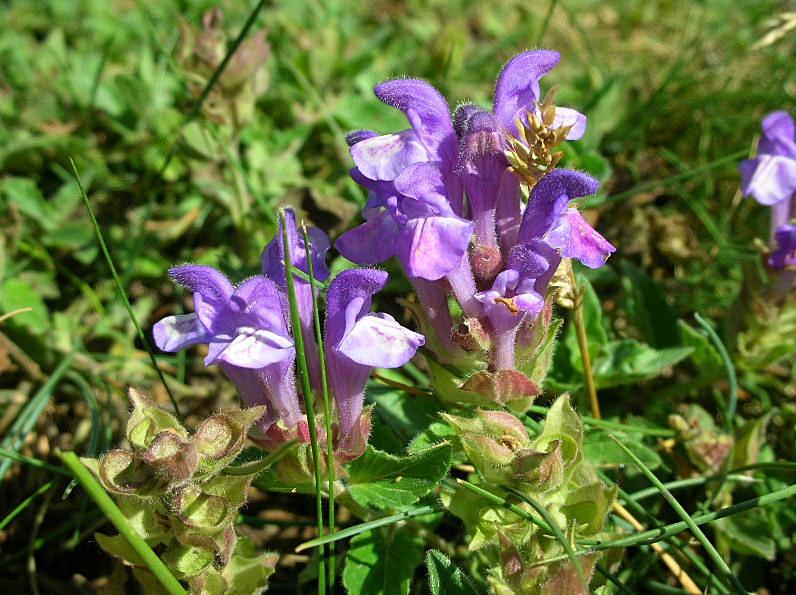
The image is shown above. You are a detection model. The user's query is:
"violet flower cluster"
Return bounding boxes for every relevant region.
[337,50,614,377]
[154,209,424,459]
[740,111,796,271]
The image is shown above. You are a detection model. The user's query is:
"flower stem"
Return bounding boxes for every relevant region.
[281,211,326,595]
[568,266,602,419]
[302,223,336,590]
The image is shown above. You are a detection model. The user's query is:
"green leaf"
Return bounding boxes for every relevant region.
[593,340,692,388]
[715,509,776,560]
[426,550,481,595]
[583,431,662,470]
[1,278,49,334]
[2,177,57,230]
[366,385,443,454]
[531,395,583,469]
[678,320,724,379]
[343,527,424,595]
[620,260,679,348]
[347,444,452,510]
[221,536,278,595]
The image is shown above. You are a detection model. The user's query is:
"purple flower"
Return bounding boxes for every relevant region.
[516,169,615,270]
[740,111,796,206]
[348,79,462,212]
[153,264,301,433]
[324,269,425,440]
[261,208,330,388]
[336,162,474,281]
[494,50,586,140]
[770,223,796,270]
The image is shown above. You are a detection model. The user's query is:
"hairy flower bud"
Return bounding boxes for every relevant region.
[461,369,539,409]
[471,243,504,287]
[98,449,157,496]
[451,317,490,352]
[141,431,198,484]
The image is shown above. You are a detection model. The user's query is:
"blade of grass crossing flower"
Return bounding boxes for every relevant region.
[607,435,746,594]
[280,210,326,594]
[295,504,442,552]
[70,159,181,419]
[0,352,74,482]
[57,451,187,595]
[302,223,336,590]
[502,485,590,592]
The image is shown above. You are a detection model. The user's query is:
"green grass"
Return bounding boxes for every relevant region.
[0,0,795,592]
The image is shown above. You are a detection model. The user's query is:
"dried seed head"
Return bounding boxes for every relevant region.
[503,88,572,191]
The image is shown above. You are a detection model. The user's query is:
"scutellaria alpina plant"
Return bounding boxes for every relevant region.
[90,51,627,595]
[735,111,796,369]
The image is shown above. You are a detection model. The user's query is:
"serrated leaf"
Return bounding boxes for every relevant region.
[343,528,424,595]
[347,444,452,509]
[593,340,692,388]
[426,550,481,595]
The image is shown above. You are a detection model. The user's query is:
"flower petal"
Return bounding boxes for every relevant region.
[335,212,399,265]
[493,50,560,129]
[325,268,388,345]
[209,326,295,368]
[553,106,588,140]
[169,264,234,329]
[396,215,475,280]
[545,208,616,269]
[394,162,454,217]
[338,312,425,368]
[374,79,456,167]
[518,169,600,241]
[153,314,208,352]
[740,154,796,206]
[350,130,428,181]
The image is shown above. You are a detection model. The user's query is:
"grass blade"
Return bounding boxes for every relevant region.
[608,436,745,594]
[0,449,71,477]
[302,223,337,589]
[295,504,442,552]
[0,352,75,482]
[57,451,186,595]
[70,159,181,418]
[694,312,737,428]
[280,210,326,594]
[0,480,56,531]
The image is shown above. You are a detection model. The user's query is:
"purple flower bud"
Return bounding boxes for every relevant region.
[770,223,796,270]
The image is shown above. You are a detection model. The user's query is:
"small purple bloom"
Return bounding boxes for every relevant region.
[740,111,796,206]
[348,79,462,211]
[494,50,587,140]
[324,269,425,438]
[153,264,301,432]
[516,169,615,270]
[770,223,796,270]
[337,162,474,280]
